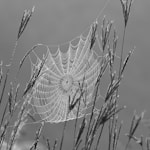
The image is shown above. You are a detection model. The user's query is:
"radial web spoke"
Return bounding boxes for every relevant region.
[85,69,99,87]
[74,60,99,84]
[60,100,67,122]
[60,49,69,74]
[32,94,60,115]
[41,96,61,122]
[73,50,97,79]
[50,63,63,78]
[85,61,100,81]
[72,49,91,77]
[68,42,78,73]
[36,82,58,93]
[44,70,61,83]
[44,49,54,70]
[31,88,60,106]
[44,100,62,123]
[51,48,64,76]
[44,49,62,77]
[35,74,59,90]
[32,98,57,114]
[71,36,86,73]
[31,95,58,110]
[33,87,59,101]
[50,99,63,123]
[74,26,92,72]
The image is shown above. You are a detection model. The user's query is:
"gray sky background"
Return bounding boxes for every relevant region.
[0,0,150,149]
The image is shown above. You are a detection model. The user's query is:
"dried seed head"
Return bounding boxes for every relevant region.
[101,17,113,52]
[90,20,98,50]
[120,0,134,27]
[17,6,35,40]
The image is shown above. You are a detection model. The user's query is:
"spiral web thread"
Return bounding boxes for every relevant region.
[25,0,112,124]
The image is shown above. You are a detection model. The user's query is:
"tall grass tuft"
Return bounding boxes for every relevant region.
[0,1,149,150]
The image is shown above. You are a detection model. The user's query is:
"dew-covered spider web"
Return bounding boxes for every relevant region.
[23,0,117,124]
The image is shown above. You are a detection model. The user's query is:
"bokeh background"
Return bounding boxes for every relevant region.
[0,0,150,149]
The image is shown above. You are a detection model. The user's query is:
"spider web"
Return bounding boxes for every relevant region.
[22,0,112,125]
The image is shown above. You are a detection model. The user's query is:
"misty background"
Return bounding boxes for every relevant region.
[0,0,150,149]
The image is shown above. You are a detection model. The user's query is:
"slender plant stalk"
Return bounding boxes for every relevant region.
[94,123,105,150]
[119,26,126,77]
